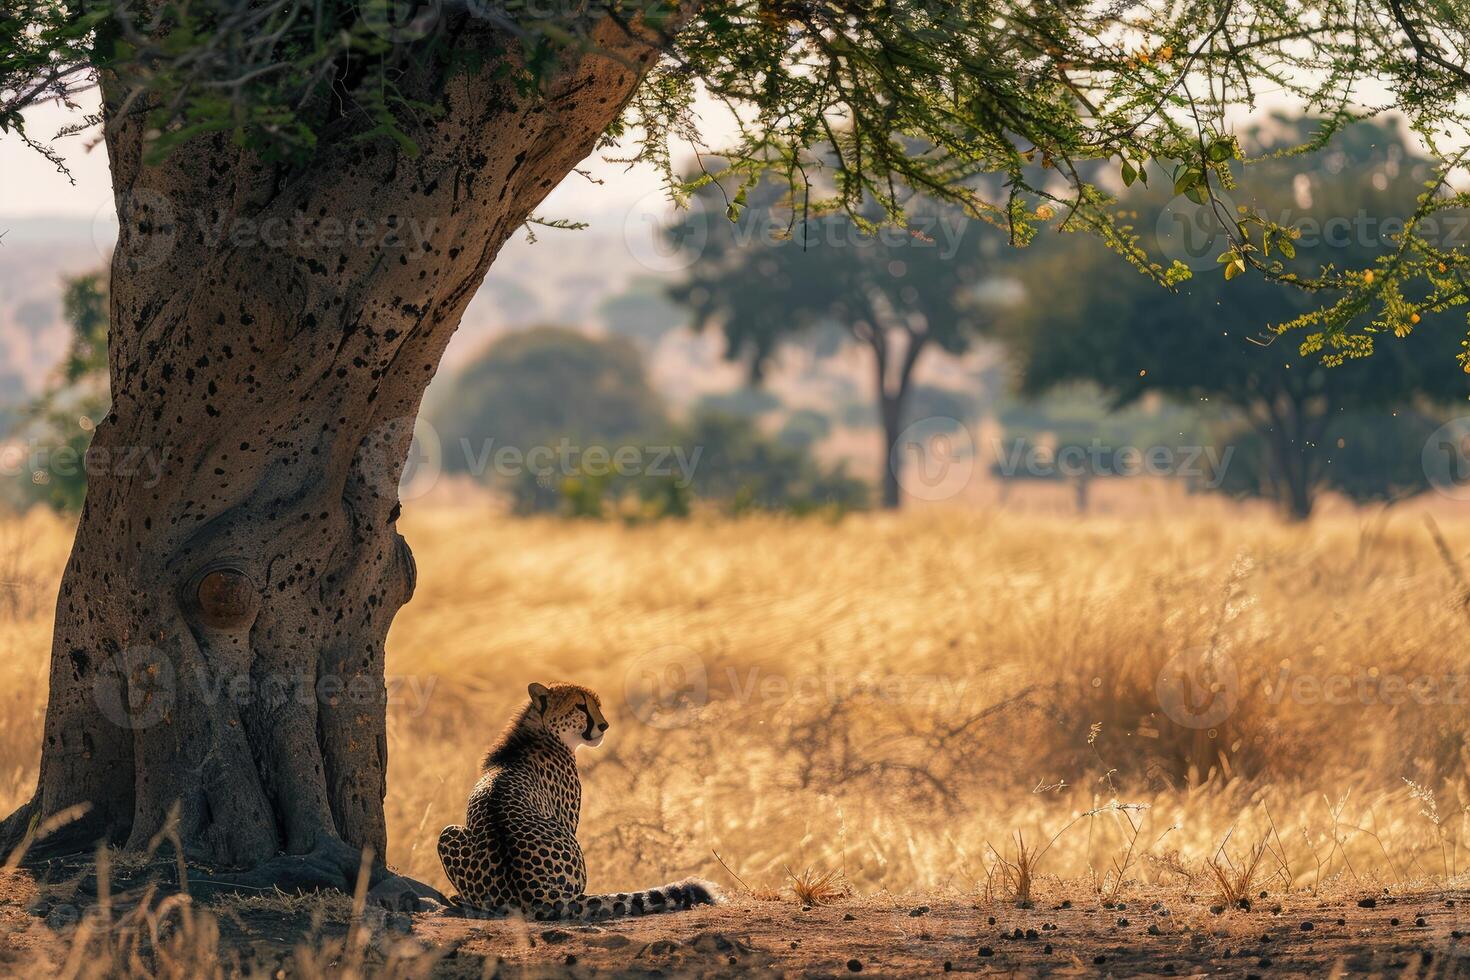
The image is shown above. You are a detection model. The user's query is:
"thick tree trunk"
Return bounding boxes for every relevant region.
[2,15,665,880]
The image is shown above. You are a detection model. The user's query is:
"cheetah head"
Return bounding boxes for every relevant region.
[528,681,609,750]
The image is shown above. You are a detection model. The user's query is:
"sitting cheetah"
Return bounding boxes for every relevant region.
[438,681,721,920]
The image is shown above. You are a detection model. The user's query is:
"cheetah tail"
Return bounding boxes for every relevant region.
[570,878,723,920]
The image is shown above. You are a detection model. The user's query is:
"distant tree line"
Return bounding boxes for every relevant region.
[996,119,1469,519]
[12,121,1465,522]
[427,326,869,519]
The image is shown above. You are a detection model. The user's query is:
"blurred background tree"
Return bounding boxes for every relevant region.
[429,327,667,513]
[995,120,1470,519]
[427,325,868,517]
[669,175,1000,508]
[9,272,110,512]
[597,278,687,351]
[432,326,666,456]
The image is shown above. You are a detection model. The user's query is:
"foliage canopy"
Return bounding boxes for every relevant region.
[5,1,1470,362]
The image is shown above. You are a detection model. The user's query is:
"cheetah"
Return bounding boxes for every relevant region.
[438,681,721,920]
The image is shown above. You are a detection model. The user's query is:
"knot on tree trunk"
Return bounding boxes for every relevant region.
[185,564,260,632]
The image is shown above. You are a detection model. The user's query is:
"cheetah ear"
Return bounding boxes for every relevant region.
[528,682,551,715]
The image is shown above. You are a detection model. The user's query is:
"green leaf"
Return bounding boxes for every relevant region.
[1278,237,1296,259]
[1122,160,1137,187]
[1207,138,1233,163]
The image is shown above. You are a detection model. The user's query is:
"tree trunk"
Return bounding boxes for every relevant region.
[880,395,904,510]
[1279,465,1316,522]
[1259,392,1320,522]
[1,15,665,883]
[872,328,928,511]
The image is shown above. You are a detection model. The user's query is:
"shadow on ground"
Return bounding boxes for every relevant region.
[5,869,1470,977]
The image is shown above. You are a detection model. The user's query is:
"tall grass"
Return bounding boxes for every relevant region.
[3,502,1469,906]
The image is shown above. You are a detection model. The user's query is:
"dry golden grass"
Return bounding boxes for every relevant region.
[3,500,1470,912]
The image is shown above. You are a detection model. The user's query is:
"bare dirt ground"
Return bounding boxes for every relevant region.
[9,872,1468,977]
[412,888,1470,977]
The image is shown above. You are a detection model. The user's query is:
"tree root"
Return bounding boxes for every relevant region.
[0,796,114,866]
[0,796,38,862]
[186,839,449,911]
[15,836,447,914]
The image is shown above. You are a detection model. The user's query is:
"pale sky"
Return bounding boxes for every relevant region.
[2,78,1456,242]
[0,97,681,226]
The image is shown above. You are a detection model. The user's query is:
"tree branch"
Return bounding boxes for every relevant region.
[1386,0,1470,88]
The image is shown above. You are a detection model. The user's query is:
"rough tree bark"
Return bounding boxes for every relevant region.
[1,12,668,892]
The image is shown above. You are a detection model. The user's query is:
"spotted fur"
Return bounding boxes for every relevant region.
[438,681,721,920]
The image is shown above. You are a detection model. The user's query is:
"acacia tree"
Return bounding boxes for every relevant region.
[669,179,992,509]
[3,0,1469,896]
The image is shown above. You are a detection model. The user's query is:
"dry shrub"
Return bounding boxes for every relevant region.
[1205,838,1271,909]
[989,832,1041,907]
[784,867,850,906]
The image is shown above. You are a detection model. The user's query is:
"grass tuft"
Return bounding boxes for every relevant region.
[1205,837,1270,909]
[785,866,851,907]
